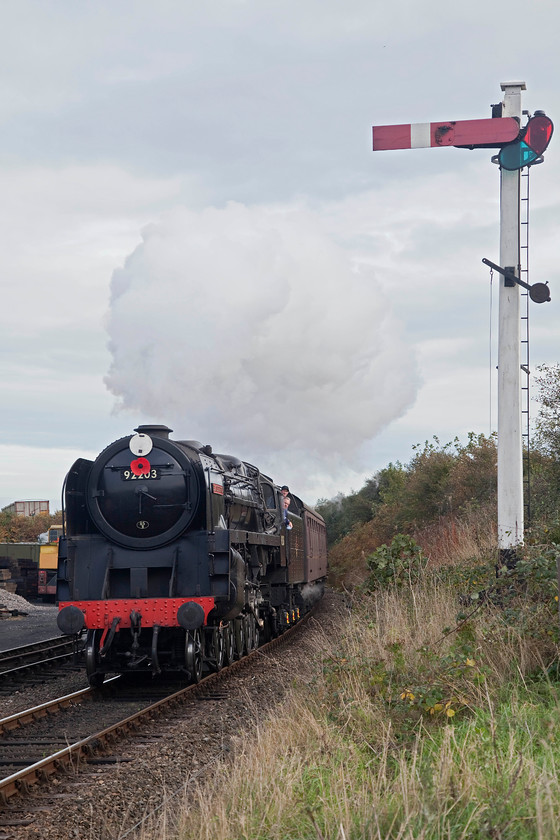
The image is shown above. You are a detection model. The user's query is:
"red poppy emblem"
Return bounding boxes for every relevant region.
[130,457,151,476]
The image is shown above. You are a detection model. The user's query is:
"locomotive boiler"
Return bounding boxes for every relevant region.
[56,425,327,685]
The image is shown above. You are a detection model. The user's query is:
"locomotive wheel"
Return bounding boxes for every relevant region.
[247,615,260,651]
[246,614,258,651]
[185,628,204,682]
[85,630,105,688]
[234,616,246,660]
[223,624,235,665]
[207,626,224,672]
[215,626,225,671]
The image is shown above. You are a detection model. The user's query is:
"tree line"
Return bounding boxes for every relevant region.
[0,511,62,543]
[316,364,560,582]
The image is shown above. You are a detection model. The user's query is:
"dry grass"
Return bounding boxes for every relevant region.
[327,506,498,591]
[412,507,497,569]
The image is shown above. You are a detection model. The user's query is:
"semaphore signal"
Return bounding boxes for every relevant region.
[371,82,554,563]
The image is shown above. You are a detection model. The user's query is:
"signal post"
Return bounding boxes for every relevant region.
[372,82,553,560]
[497,82,524,556]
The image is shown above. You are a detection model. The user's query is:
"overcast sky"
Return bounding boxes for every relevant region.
[1,0,558,510]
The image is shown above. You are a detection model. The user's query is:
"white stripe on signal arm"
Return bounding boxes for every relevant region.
[410,123,431,148]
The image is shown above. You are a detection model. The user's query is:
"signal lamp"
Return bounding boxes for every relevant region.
[498,113,553,170]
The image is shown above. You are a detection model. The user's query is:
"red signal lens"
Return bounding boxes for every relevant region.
[524,115,553,155]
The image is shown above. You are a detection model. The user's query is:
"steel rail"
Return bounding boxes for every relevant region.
[0,651,79,683]
[0,637,75,665]
[0,637,79,688]
[0,685,100,735]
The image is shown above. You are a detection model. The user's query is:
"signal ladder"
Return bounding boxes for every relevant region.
[520,168,531,526]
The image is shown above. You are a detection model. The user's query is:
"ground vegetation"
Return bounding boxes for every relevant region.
[318,433,501,589]
[160,543,560,840]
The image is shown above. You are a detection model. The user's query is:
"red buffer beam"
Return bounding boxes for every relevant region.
[372,117,520,151]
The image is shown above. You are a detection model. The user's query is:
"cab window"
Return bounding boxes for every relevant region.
[262,483,276,509]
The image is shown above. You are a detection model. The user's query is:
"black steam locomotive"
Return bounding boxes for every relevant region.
[56,425,327,685]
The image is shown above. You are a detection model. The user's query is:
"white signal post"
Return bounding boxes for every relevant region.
[497,81,525,553]
[372,81,543,558]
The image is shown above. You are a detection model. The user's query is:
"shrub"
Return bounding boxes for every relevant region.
[365,533,426,589]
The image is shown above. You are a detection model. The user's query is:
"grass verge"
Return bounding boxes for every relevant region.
[150,571,560,840]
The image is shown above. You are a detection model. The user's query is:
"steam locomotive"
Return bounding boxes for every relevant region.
[56,425,327,686]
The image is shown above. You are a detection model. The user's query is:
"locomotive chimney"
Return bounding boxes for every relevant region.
[134,424,173,440]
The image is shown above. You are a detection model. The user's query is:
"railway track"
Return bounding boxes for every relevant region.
[0,637,82,693]
[0,609,314,806]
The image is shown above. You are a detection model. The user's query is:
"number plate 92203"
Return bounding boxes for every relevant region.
[122,469,160,480]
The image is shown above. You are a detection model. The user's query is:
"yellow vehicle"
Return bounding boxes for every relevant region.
[38,525,63,599]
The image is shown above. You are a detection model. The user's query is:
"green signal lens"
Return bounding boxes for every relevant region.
[499,141,539,171]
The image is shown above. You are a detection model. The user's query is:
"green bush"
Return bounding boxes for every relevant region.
[365,533,426,589]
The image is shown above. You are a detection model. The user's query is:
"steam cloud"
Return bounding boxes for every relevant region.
[105,202,417,499]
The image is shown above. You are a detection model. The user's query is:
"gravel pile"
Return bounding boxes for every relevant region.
[0,589,53,614]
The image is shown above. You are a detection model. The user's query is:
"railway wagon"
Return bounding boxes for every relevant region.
[56,425,327,685]
[38,525,63,599]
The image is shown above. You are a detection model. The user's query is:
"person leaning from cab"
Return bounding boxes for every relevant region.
[281,485,292,530]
